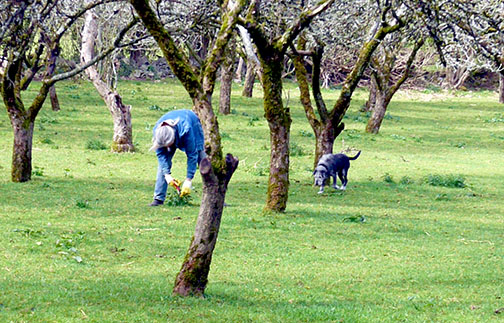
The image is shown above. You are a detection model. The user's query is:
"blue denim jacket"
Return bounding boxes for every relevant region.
[153,110,204,179]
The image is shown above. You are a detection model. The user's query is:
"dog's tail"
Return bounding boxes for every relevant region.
[348,150,361,160]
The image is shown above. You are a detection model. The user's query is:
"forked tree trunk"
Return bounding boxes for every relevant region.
[49,85,60,111]
[499,72,504,104]
[81,6,134,152]
[1,57,45,183]
[292,41,341,169]
[242,62,255,97]
[365,92,392,134]
[365,39,423,134]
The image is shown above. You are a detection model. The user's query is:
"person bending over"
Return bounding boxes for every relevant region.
[149,109,205,206]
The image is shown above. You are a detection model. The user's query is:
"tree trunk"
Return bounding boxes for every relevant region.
[10,114,34,182]
[365,76,377,112]
[219,68,233,114]
[365,91,391,134]
[234,56,244,83]
[444,66,470,90]
[262,57,291,212]
[219,39,236,115]
[173,155,238,297]
[242,62,255,97]
[49,85,60,111]
[499,72,504,104]
[81,7,134,152]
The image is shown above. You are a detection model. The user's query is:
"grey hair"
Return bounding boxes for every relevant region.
[150,125,175,151]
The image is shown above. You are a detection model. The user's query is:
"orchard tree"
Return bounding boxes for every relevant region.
[129,0,243,297]
[81,1,142,152]
[293,0,406,167]
[0,0,136,182]
[365,32,425,134]
[241,0,335,212]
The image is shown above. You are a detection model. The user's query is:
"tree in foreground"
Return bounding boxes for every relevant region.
[241,0,335,212]
[129,0,243,297]
[0,0,136,182]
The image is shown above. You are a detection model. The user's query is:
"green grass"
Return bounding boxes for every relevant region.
[1,80,503,322]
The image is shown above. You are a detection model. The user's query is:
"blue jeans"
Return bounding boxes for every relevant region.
[153,150,206,201]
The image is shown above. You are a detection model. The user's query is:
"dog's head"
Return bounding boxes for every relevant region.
[313,165,329,186]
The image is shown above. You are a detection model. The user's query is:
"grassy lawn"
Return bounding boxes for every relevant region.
[0,79,503,322]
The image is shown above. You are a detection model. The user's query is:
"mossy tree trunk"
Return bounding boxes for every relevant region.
[365,38,424,134]
[130,0,244,297]
[261,53,291,212]
[81,6,134,152]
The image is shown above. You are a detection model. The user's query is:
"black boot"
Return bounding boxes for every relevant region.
[149,199,164,206]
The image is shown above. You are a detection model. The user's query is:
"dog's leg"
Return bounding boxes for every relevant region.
[318,185,325,194]
[338,170,347,190]
[332,174,340,190]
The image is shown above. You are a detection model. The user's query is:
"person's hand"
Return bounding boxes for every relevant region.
[180,179,192,197]
[164,174,181,192]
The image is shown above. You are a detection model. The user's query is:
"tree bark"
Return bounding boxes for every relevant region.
[242,61,256,97]
[10,113,34,182]
[365,75,377,112]
[262,56,291,212]
[234,56,244,82]
[81,7,134,152]
[365,92,391,134]
[173,154,238,296]
[49,85,60,111]
[499,72,504,104]
[219,38,236,115]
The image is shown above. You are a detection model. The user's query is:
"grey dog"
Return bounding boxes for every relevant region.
[313,151,361,194]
